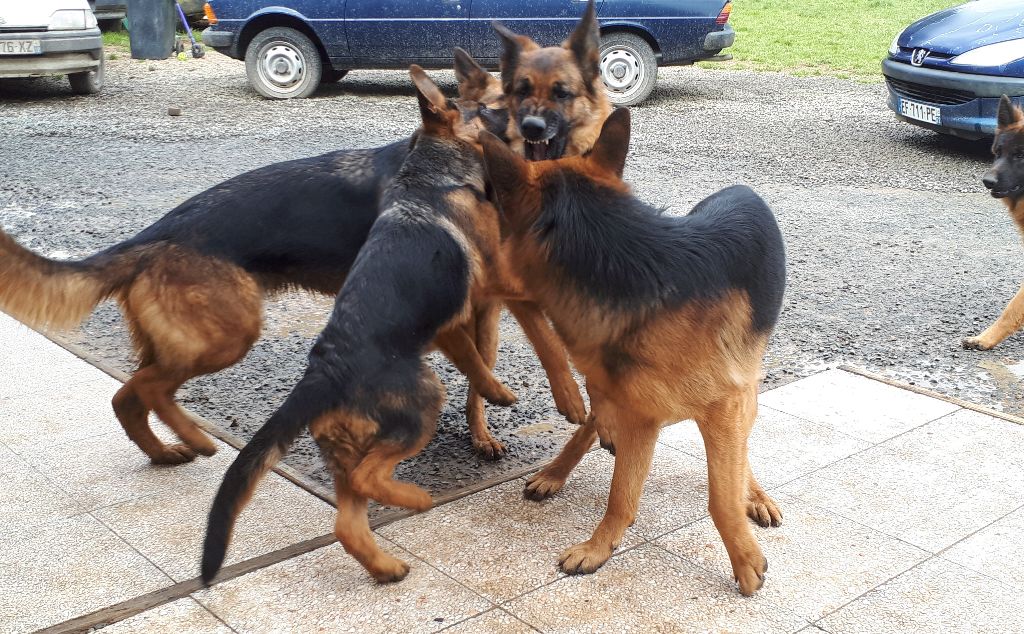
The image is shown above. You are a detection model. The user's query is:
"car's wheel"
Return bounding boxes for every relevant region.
[69,55,104,95]
[321,68,349,84]
[599,32,658,107]
[245,27,322,99]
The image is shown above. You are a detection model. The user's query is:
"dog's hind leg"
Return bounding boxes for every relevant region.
[333,477,411,583]
[525,422,597,500]
[112,373,196,464]
[559,406,660,575]
[465,303,506,459]
[964,284,1024,350]
[435,326,517,406]
[131,365,219,457]
[697,386,768,596]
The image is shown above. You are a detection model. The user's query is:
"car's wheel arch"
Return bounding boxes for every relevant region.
[238,10,329,67]
[598,23,661,61]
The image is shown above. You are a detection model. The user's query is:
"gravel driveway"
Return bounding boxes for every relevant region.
[2,51,1020,497]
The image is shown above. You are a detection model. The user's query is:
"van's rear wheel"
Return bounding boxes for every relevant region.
[599,32,658,106]
[245,27,322,99]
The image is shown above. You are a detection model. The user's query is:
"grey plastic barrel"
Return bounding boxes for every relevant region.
[128,0,175,60]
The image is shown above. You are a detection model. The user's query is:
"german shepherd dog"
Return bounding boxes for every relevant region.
[493,0,611,161]
[964,96,1024,351]
[479,109,787,596]
[0,50,582,463]
[202,68,574,584]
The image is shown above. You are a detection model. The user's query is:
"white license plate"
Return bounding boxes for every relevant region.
[0,40,42,55]
[899,98,941,125]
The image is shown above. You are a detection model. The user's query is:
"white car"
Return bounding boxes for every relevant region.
[0,0,104,94]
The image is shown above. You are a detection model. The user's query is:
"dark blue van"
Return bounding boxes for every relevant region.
[883,0,1024,139]
[201,0,735,104]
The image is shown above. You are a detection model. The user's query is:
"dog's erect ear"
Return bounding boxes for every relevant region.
[411,65,454,135]
[588,107,631,178]
[493,21,539,94]
[480,130,530,216]
[997,95,1023,129]
[453,47,490,96]
[563,0,601,90]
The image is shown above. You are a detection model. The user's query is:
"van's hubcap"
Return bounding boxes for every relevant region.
[259,43,304,90]
[600,48,642,95]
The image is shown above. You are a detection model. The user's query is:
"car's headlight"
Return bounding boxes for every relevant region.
[889,32,902,57]
[951,38,1024,67]
[49,10,90,30]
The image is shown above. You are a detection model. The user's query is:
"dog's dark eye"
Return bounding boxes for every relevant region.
[516,81,532,98]
[552,85,573,100]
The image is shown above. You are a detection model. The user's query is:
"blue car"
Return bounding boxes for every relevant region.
[883,0,1024,140]
[201,0,735,105]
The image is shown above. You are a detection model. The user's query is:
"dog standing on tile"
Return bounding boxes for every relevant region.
[480,109,787,596]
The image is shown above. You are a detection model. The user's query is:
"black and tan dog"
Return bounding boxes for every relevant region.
[480,109,787,596]
[493,0,611,161]
[202,68,574,584]
[964,95,1024,351]
[0,50,583,463]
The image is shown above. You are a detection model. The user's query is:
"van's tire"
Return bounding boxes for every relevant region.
[245,27,322,99]
[599,32,658,106]
[321,68,349,84]
[69,55,104,95]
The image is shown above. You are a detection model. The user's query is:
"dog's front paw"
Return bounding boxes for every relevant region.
[483,381,518,407]
[524,471,566,500]
[150,443,197,465]
[962,335,994,351]
[559,540,612,575]
[746,490,782,528]
[369,555,412,584]
[553,382,588,425]
[733,554,768,597]
[472,434,507,460]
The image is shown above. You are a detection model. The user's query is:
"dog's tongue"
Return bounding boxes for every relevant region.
[527,141,548,162]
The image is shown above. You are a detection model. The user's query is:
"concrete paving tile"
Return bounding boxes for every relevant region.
[97,598,232,634]
[19,429,241,512]
[195,541,491,634]
[757,369,959,443]
[377,478,642,603]
[504,544,808,634]
[778,412,1024,552]
[0,317,115,400]
[942,504,1024,591]
[0,442,84,533]
[656,494,928,621]
[0,513,171,633]
[93,469,336,581]
[818,557,1024,633]
[442,608,536,633]
[0,377,124,454]
[659,406,872,489]
[551,445,710,540]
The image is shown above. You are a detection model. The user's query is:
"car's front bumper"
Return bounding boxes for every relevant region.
[0,29,102,78]
[882,58,1024,139]
[201,26,237,57]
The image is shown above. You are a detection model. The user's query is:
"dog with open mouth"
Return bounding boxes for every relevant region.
[492,0,612,162]
[964,95,1024,351]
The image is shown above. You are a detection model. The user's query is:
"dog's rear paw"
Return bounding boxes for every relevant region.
[747,490,782,528]
[524,472,566,500]
[962,336,994,351]
[473,435,507,460]
[559,540,612,575]
[369,555,411,584]
[150,443,197,465]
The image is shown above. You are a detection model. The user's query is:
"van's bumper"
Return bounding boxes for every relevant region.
[0,29,102,78]
[882,58,1024,140]
[201,26,237,57]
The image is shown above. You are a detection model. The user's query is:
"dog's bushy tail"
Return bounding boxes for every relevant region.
[0,229,138,329]
[201,373,336,585]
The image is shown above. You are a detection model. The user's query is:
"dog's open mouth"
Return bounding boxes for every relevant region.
[990,184,1023,198]
[523,135,568,162]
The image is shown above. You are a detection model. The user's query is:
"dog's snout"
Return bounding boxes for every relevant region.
[521,116,547,139]
[982,171,999,190]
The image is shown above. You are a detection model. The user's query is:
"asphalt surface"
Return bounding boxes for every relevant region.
[2,51,1022,500]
